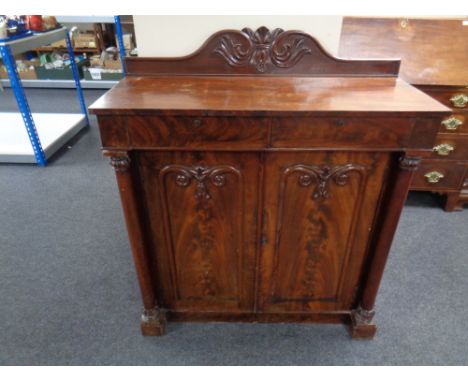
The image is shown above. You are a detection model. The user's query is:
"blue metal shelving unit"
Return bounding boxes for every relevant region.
[0,16,127,89]
[0,27,89,165]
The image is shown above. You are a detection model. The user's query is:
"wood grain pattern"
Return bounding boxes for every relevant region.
[128,115,268,149]
[339,18,468,86]
[136,151,259,312]
[259,152,389,313]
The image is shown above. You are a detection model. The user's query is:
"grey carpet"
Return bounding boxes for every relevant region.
[0,88,467,365]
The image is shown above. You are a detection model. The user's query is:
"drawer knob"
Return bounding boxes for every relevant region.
[193,119,203,128]
[441,116,463,131]
[450,94,468,108]
[433,143,454,156]
[424,171,444,184]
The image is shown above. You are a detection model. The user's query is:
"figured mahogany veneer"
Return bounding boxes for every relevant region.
[339,17,468,211]
[89,27,449,339]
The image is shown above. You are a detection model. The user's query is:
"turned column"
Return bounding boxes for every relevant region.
[107,150,166,336]
[350,155,420,339]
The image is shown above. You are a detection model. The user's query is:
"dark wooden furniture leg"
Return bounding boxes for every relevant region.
[107,150,166,336]
[350,155,420,339]
[445,191,464,212]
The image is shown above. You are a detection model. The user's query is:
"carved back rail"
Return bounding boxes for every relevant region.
[125,27,401,77]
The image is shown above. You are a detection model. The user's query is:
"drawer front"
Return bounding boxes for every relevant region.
[128,115,268,148]
[430,134,468,160]
[411,160,466,191]
[439,113,468,135]
[271,117,420,149]
[423,88,468,109]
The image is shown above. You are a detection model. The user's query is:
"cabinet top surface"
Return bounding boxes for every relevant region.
[89,75,449,116]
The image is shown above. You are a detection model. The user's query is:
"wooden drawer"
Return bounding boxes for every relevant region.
[422,88,468,110]
[411,160,467,191]
[128,115,268,148]
[439,113,468,135]
[430,134,468,160]
[271,117,436,149]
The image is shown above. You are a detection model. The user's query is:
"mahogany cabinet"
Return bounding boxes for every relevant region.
[339,17,468,211]
[89,27,449,339]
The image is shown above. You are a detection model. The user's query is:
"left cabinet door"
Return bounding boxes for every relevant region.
[135,151,261,313]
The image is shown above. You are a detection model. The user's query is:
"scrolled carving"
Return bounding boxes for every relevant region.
[399,156,420,171]
[214,26,312,73]
[288,164,366,200]
[161,165,240,200]
[110,155,130,172]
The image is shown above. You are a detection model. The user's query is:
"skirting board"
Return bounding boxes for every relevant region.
[0,112,87,163]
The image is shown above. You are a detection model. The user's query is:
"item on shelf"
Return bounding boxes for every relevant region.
[42,16,58,30]
[49,38,67,48]
[119,33,134,51]
[0,17,7,39]
[7,15,29,36]
[84,48,123,81]
[0,59,39,80]
[83,67,124,81]
[73,31,97,49]
[26,15,43,32]
[35,56,89,80]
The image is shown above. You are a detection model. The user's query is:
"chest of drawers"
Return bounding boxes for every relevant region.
[339,17,468,211]
[89,27,448,339]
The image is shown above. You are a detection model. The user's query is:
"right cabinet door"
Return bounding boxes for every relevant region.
[258,152,391,313]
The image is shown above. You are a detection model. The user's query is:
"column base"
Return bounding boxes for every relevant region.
[348,306,377,340]
[140,308,167,336]
[445,191,466,212]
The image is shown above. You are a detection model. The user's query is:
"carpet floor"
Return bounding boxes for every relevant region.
[0,88,467,365]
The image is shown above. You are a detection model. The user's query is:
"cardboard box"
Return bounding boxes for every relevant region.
[49,39,67,48]
[73,32,97,49]
[115,33,134,51]
[0,65,7,79]
[103,58,122,70]
[1,60,38,80]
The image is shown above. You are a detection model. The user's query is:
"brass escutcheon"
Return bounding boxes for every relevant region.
[441,116,463,131]
[450,94,468,108]
[433,143,454,156]
[424,171,444,184]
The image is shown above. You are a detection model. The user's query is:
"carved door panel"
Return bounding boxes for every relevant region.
[258,152,390,313]
[136,151,260,312]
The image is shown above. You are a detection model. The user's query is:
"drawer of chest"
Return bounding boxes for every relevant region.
[423,89,468,109]
[128,115,268,148]
[430,134,468,159]
[411,160,467,191]
[270,117,433,149]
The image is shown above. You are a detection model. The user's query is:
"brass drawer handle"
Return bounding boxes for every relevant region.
[193,118,203,128]
[441,116,463,131]
[424,171,444,184]
[450,94,468,108]
[433,143,454,156]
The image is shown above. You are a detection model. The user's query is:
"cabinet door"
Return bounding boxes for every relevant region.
[136,151,260,313]
[258,152,390,313]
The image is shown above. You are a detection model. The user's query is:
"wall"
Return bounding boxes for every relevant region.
[133,16,343,57]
